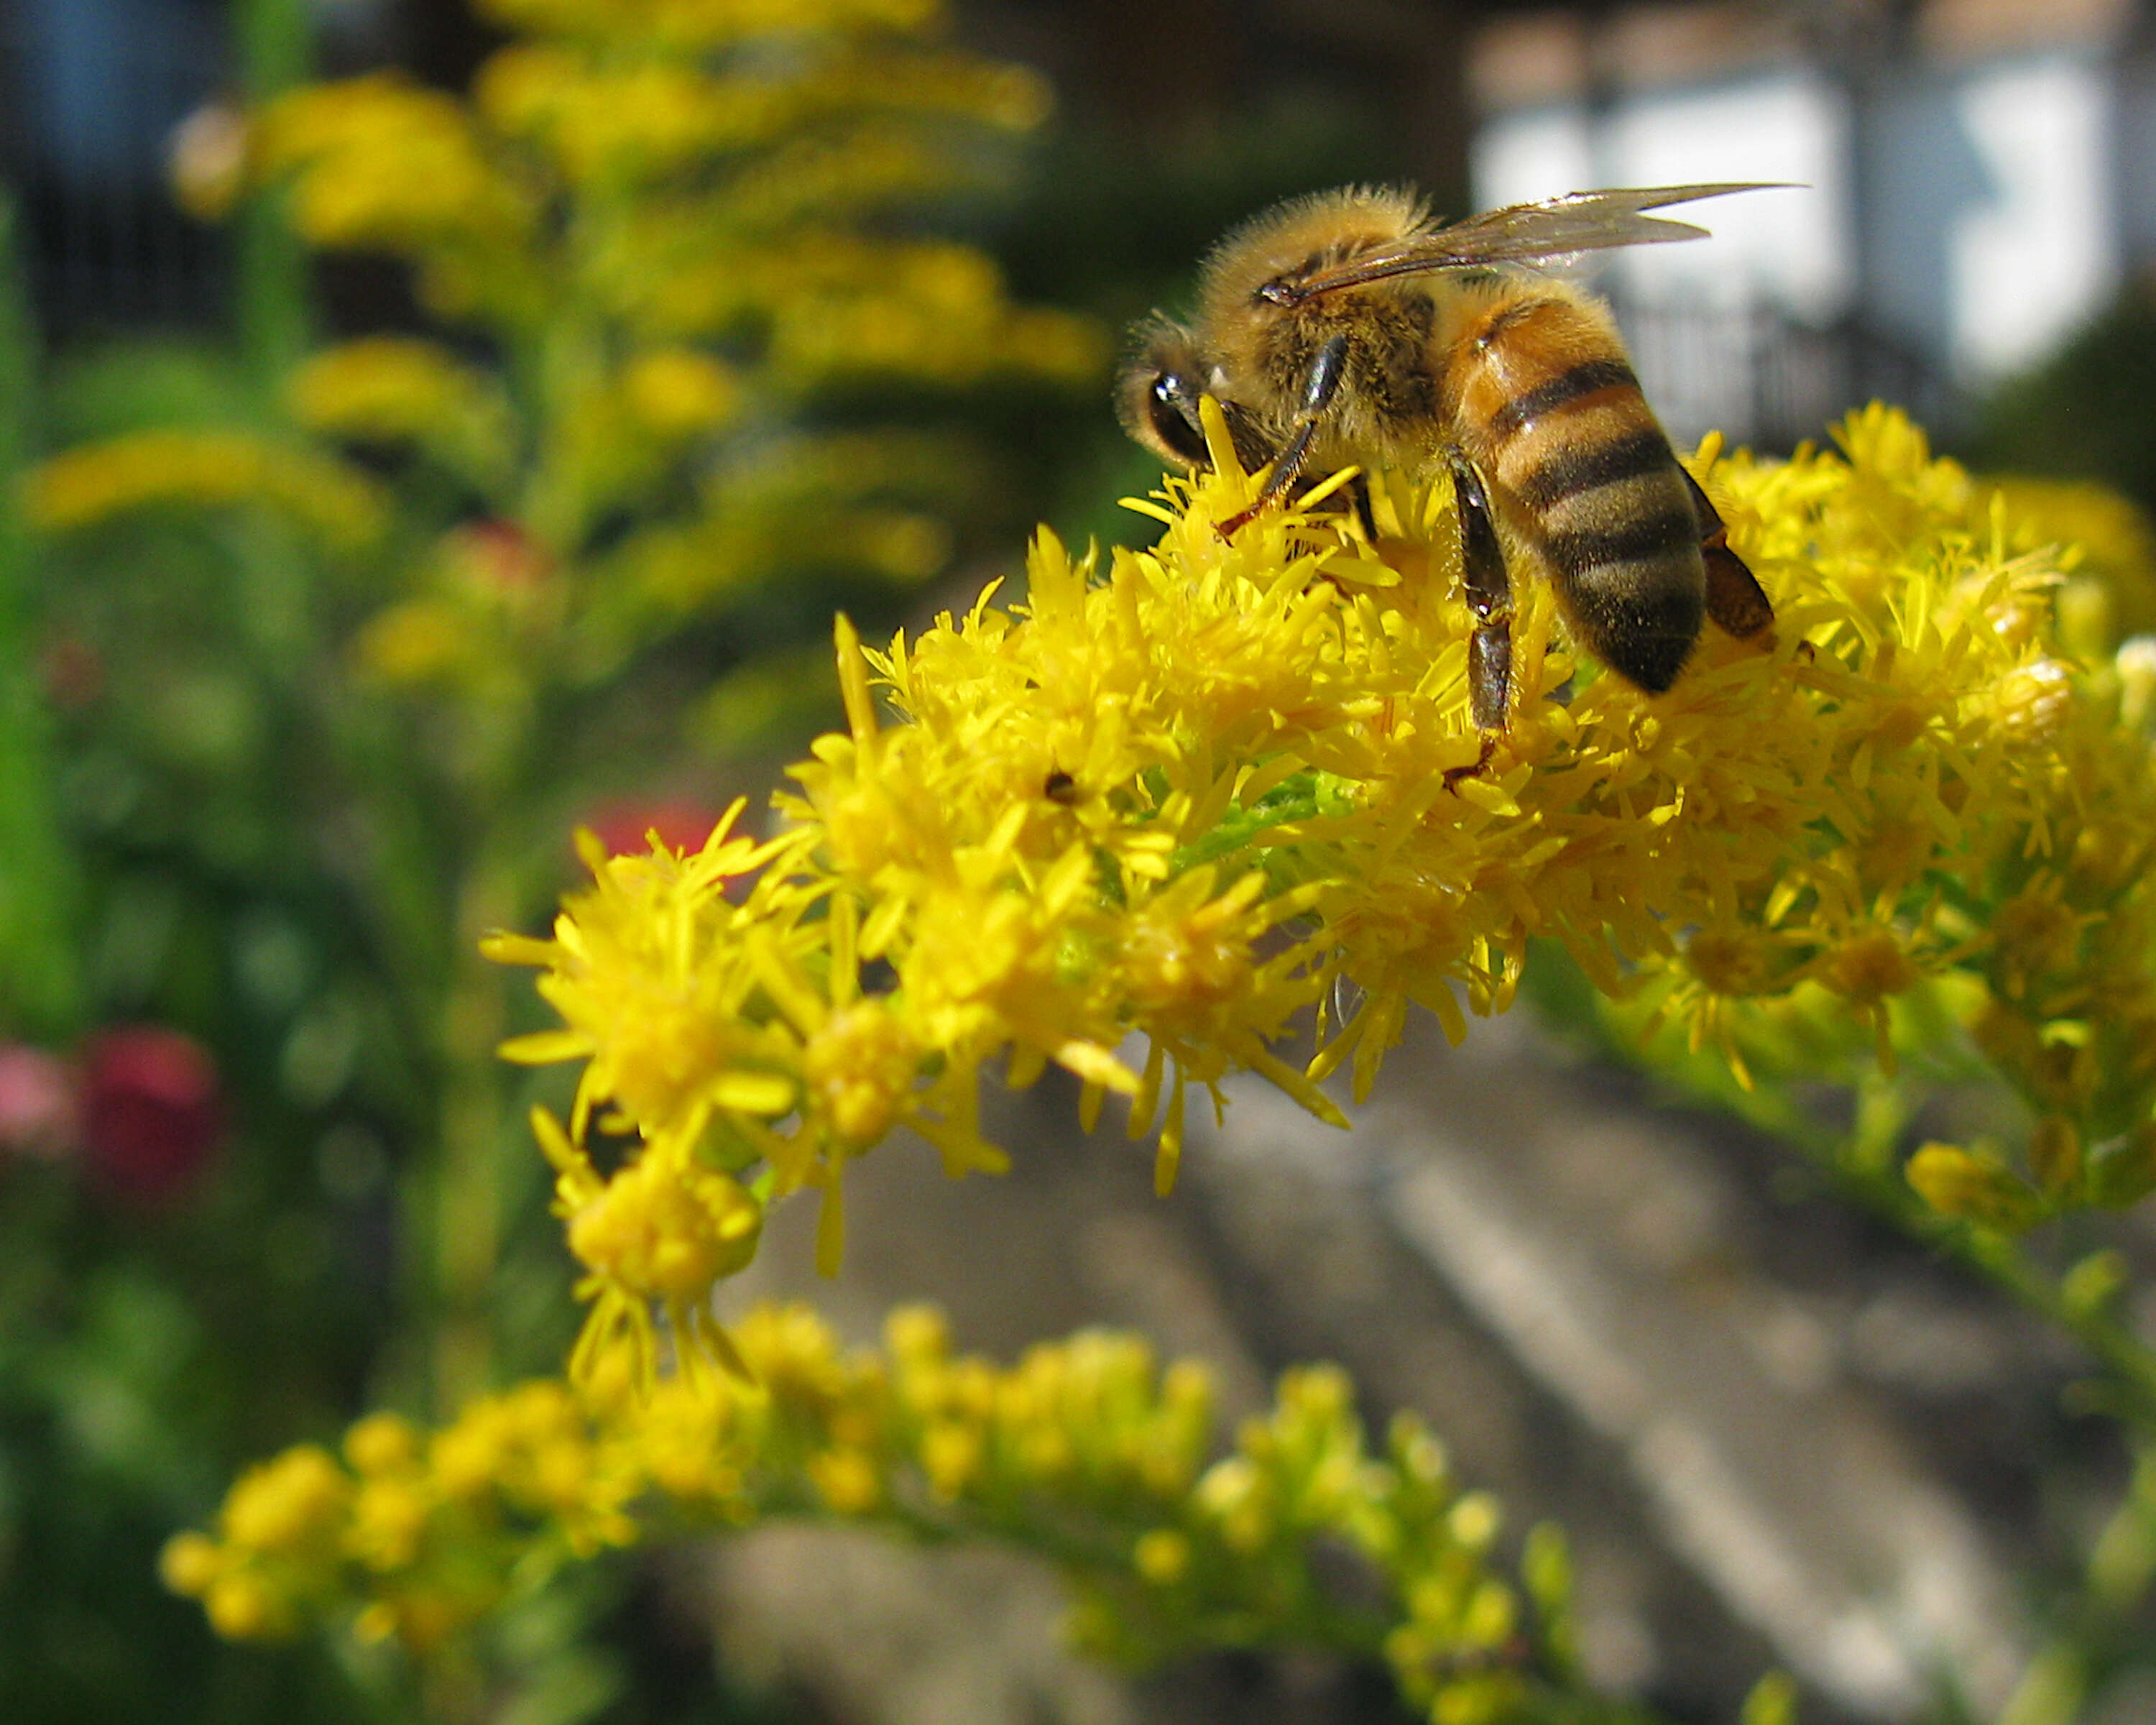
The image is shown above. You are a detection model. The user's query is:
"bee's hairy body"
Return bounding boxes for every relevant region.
[1179,188,1452,474]
[1449,285,1707,692]
[1121,183,1778,727]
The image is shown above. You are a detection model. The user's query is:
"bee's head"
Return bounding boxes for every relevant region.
[1117,317,1273,475]
[1117,319,1212,469]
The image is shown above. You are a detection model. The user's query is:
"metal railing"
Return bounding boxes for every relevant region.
[1616,299,1962,454]
[0,0,232,336]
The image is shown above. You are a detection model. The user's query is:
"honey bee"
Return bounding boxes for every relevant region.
[1118,183,1781,729]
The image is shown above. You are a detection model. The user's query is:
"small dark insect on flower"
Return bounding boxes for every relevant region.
[1044,770,1079,804]
[1119,183,1785,730]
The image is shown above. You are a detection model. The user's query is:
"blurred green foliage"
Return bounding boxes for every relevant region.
[1973,281,2156,525]
[0,0,1100,1718]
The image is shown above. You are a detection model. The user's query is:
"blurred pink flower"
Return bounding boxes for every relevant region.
[0,1044,80,1159]
[78,1027,224,1202]
[586,798,722,858]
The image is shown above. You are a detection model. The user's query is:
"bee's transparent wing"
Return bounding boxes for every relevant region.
[1279,184,1789,301]
[1422,183,1787,262]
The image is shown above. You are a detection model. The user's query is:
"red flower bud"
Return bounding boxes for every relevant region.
[40,635,104,710]
[78,1027,223,1202]
[450,519,550,590]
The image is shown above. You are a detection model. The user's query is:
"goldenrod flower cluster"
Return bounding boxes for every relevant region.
[226,0,1089,391]
[489,405,2156,1395]
[24,428,386,551]
[159,400,2156,1714]
[29,0,1099,701]
[165,1303,1550,1724]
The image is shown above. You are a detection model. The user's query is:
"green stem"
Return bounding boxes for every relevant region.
[1992,1441,2156,1725]
[430,845,520,1411]
[793,1494,1649,1721]
[1726,1075,2156,1420]
[232,0,311,396]
[227,0,316,679]
[796,1494,1424,1674]
[0,190,83,1038]
[1958,1231,2156,1416]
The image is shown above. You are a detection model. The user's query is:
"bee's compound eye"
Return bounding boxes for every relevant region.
[1146,371,1209,466]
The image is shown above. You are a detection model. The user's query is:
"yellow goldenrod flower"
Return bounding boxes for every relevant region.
[344,1412,423,1475]
[1905,1141,2040,1229]
[1984,473,2156,645]
[620,348,742,438]
[352,599,473,684]
[479,49,778,184]
[144,0,2156,1683]
[764,249,1105,388]
[167,1299,1541,1723]
[476,0,946,49]
[254,74,533,265]
[290,338,479,438]
[561,1136,766,1390]
[24,430,385,548]
[801,998,921,1146]
[219,1447,351,1558]
[497,812,811,1141]
[157,1531,224,1598]
[344,1474,432,1573]
[289,339,515,484]
[1133,1527,1192,1584]
[203,1570,288,1642]
[489,404,2156,1376]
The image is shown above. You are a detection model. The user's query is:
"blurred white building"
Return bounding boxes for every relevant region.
[1468,0,2153,445]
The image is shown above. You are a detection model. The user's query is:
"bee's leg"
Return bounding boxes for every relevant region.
[1291,472,1376,542]
[1450,451,1513,732]
[1218,333,1348,537]
[1682,467,1774,639]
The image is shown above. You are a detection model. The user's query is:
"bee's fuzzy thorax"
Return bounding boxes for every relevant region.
[1194,184,1429,330]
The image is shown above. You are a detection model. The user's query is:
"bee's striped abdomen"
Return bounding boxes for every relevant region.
[1450,295,1705,692]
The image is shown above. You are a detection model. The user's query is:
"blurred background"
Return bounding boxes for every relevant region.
[3,2,2156,1724]
[19,0,2156,466]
